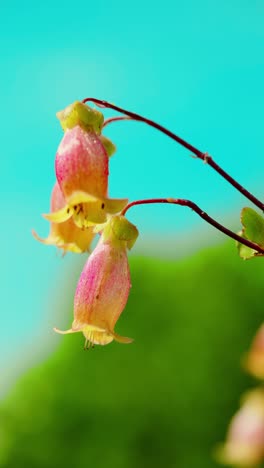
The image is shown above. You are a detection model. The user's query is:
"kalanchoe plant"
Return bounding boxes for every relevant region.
[33,97,264,348]
[54,215,138,347]
[34,98,264,345]
[34,97,264,468]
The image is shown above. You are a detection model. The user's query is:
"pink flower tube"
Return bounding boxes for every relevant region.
[54,215,139,347]
[33,182,94,253]
[44,102,127,229]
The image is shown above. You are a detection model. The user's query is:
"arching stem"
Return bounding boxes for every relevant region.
[103,116,132,128]
[83,98,264,212]
[121,198,264,255]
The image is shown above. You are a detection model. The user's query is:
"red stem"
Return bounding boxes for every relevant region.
[103,116,132,127]
[83,98,264,212]
[121,198,264,255]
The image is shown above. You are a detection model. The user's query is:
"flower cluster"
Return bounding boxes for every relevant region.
[34,101,138,347]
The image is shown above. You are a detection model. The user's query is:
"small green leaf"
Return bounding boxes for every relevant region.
[241,207,264,247]
[236,231,257,260]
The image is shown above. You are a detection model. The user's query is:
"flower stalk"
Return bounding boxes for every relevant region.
[83,97,264,212]
[103,116,132,128]
[121,198,264,255]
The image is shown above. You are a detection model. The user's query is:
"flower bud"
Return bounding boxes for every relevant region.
[44,125,127,229]
[217,389,264,466]
[54,216,139,347]
[33,183,94,253]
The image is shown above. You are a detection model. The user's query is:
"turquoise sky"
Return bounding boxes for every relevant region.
[2,1,264,386]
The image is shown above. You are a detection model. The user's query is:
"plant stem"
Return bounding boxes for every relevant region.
[103,116,132,127]
[83,98,264,211]
[121,198,264,255]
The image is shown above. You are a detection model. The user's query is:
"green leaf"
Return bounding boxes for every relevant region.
[241,207,264,247]
[236,231,257,260]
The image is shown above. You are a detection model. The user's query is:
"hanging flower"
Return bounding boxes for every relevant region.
[54,215,139,347]
[44,102,127,229]
[217,389,264,467]
[32,182,94,253]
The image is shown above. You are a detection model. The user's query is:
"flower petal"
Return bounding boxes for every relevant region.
[53,327,78,335]
[110,331,134,344]
[67,191,98,205]
[33,183,95,253]
[43,206,73,223]
[32,230,83,253]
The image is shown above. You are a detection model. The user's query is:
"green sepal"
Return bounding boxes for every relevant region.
[99,135,116,157]
[56,101,104,134]
[102,216,139,250]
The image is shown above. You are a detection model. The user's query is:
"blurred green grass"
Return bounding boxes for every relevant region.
[1,242,264,468]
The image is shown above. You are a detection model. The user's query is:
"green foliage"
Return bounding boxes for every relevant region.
[237,207,264,259]
[241,207,264,246]
[1,243,264,468]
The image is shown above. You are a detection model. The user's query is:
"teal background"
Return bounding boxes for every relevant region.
[1,2,264,465]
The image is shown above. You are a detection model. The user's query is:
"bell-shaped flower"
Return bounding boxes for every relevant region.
[54,215,139,347]
[244,323,264,380]
[44,102,127,229]
[217,389,264,467]
[33,182,94,253]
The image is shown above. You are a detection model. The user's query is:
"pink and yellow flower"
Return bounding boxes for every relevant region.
[54,215,139,347]
[33,182,94,253]
[44,102,127,229]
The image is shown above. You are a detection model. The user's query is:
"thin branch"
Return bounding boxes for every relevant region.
[83,98,264,211]
[121,198,264,255]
